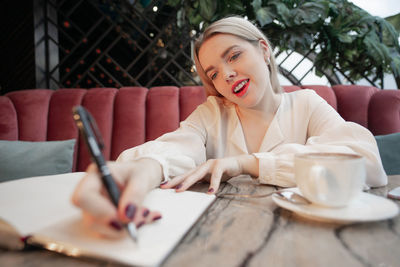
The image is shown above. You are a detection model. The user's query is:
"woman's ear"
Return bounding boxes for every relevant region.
[258,39,271,62]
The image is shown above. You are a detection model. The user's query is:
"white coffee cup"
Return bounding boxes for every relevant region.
[294,153,366,208]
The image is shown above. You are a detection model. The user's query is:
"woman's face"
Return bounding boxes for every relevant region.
[198,33,272,108]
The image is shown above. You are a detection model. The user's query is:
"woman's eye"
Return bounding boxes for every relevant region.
[229,52,241,62]
[211,72,217,80]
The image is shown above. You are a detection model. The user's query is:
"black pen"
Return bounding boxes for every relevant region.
[72,106,138,241]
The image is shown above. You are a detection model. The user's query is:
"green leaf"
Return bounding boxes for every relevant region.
[315,68,324,77]
[343,49,357,61]
[356,13,377,25]
[189,14,203,27]
[378,18,400,48]
[338,33,354,43]
[256,7,274,26]
[269,1,292,26]
[286,31,313,51]
[291,2,328,25]
[390,53,400,77]
[251,0,262,10]
[385,13,400,32]
[167,0,181,7]
[314,51,331,74]
[363,32,391,63]
[199,0,217,21]
[229,0,244,11]
[328,2,339,16]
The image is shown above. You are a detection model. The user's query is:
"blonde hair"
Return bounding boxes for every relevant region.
[194,16,282,97]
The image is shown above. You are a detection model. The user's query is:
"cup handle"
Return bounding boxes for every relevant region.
[310,165,329,202]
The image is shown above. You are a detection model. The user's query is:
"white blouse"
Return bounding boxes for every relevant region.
[118,89,387,188]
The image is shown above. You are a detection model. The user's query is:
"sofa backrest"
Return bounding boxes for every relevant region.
[0,86,206,171]
[1,85,399,171]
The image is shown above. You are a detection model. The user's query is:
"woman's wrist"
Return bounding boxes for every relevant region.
[131,158,163,189]
[237,154,259,178]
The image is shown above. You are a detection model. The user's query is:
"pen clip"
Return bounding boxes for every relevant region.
[85,109,105,151]
[72,106,105,151]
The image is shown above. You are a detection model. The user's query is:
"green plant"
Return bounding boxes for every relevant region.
[167,0,400,88]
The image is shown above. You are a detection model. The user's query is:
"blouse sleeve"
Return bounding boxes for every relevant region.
[253,91,387,188]
[116,102,212,183]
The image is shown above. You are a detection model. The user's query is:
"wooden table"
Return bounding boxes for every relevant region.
[1,175,399,267]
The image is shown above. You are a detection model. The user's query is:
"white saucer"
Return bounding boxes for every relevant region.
[272,188,399,223]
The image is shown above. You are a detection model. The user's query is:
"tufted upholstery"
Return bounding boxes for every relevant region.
[0,85,399,171]
[332,85,379,128]
[368,89,400,135]
[0,86,206,171]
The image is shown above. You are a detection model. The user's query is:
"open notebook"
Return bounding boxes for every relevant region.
[0,172,215,266]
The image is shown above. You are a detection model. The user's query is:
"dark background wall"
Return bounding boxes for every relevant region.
[0,0,36,94]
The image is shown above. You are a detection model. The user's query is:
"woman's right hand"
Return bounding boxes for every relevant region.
[71,158,163,238]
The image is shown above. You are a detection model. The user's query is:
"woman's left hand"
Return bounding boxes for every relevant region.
[160,155,258,194]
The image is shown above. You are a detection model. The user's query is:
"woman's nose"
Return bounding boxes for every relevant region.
[224,69,237,83]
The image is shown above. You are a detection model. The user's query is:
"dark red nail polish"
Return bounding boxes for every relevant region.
[137,221,145,229]
[125,203,136,220]
[160,181,168,185]
[143,209,150,217]
[208,188,214,193]
[109,220,123,231]
[20,235,32,244]
[175,184,182,190]
[153,215,162,221]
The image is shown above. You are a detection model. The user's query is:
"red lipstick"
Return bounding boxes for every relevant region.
[232,79,250,97]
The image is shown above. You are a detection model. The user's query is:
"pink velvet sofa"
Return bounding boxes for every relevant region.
[1,85,399,172]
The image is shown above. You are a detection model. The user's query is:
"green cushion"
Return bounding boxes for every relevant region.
[0,139,76,182]
[375,133,400,175]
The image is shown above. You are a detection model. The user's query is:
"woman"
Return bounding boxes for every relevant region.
[72,16,387,237]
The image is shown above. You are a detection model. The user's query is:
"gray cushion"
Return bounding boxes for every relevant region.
[0,139,75,182]
[375,133,400,175]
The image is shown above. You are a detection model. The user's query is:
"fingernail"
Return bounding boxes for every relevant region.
[20,235,32,244]
[125,203,136,220]
[143,209,150,217]
[137,221,145,229]
[208,188,214,193]
[153,215,162,221]
[109,220,123,231]
[160,181,168,186]
[175,184,182,190]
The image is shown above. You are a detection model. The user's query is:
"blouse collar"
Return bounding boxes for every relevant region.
[228,93,286,154]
